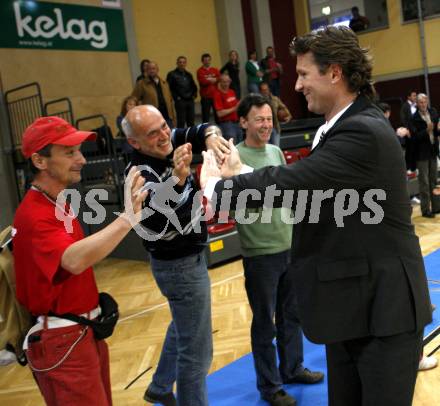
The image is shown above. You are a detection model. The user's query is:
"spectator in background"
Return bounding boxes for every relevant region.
[136,58,151,82]
[116,96,138,154]
[167,56,198,128]
[377,102,410,141]
[349,6,370,32]
[245,50,263,94]
[260,46,283,97]
[410,93,440,218]
[259,81,292,146]
[117,96,138,137]
[213,73,242,144]
[400,90,418,172]
[400,90,418,128]
[132,61,176,127]
[197,53,220,123]
[221,50,241,100]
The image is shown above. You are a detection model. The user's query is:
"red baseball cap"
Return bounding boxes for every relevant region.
[21,116,96,158]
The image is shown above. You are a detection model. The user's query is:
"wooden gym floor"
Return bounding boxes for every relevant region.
[0,205,439,406]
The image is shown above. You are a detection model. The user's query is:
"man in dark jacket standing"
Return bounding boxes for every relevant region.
[167,56,198,128]
[201,26,432,406]
[410,93,439,217]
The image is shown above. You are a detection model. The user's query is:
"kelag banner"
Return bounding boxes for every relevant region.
[0,1,127,52]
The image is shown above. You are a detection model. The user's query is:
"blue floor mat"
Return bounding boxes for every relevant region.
[207,249,440,405]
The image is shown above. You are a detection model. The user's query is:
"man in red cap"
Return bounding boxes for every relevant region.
[12,116,147,405]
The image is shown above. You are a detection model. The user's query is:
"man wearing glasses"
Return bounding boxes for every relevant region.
[122,105,229,406]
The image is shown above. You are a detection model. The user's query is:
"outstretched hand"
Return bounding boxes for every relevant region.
[123,166,148,225]
[205,130,231,164]
[220,138,243,178]
[200,150,221,190]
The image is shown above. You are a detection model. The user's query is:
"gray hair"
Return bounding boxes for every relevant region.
[416,93,428,102]
[121,116,135,139]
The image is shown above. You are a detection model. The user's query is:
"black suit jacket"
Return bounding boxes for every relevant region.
[400,101,418,170]
[214,95,432,344]
[400,101,414,128]
[410,107,439,161]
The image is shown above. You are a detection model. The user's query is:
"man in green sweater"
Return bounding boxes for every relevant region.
[235,94,323,406]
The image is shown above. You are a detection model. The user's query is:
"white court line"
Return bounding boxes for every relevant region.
[118,272,244,323]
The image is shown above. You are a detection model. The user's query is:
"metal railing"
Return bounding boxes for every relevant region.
[75,114,124,209]
[44,97,74,124]
[4,82,44,150]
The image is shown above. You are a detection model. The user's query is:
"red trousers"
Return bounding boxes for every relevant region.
[27,324,112,406]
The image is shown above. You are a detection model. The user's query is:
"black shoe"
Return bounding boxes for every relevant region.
[262,389,297,406]
[143,387,176,406]
[284,368,324,384]
[422,211,435,218]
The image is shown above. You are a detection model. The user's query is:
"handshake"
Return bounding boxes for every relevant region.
[200,138,243,190]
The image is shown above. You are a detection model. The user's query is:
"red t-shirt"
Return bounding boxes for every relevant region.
[197,66,220,99]
[213,88,238,122]
[13,189,99,315]
[268,58,280,79]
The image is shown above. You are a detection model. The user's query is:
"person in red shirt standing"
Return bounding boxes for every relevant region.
[13,116,147,406]
[197,53,220,123]
[213,73,242,144]
[260,46,283,97]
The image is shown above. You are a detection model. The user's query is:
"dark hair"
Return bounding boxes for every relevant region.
[177,55,187,62]
[237,93,273,119]
[201,53,211,61]
[290,26,375,100]
[28,144,53,175]
[258,81,270,90]
[351,6,359,13]
[407,90,417,97]
[377,102,391,113]
[120,96,138,116]
[248,49,257,59]
[139,59,150,74]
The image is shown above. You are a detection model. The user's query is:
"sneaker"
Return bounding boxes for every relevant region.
[284,368,324,384]
[0,349,17,366]
[418,356,438,371]
[262,389,297,406]
[410,196,420,204]
[143,387,176,406]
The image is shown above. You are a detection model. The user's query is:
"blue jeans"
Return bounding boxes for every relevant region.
[269,78,280,97]
[149,253,213,406]
[248,82,260,94]
[243,250,304,397]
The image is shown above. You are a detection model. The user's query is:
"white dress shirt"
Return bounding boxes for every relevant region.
[311,102,353,149]
[205,101,354,200]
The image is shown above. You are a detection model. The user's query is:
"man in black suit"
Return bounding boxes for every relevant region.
[410,93,439,217]
[200,26,432,406]
[400,90,417,128]
[400,90,418,171]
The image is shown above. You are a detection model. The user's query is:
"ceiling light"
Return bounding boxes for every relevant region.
[322,6,331,16]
